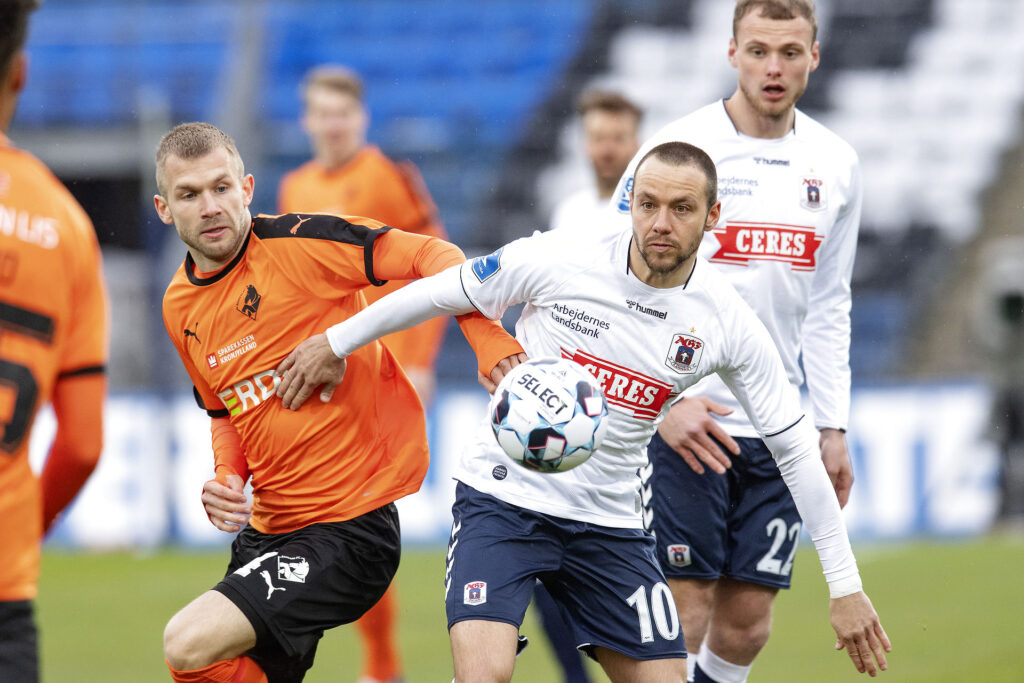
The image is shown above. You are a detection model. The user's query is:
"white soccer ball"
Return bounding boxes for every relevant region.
[488,357,609,473]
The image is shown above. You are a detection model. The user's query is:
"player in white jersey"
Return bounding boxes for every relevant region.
[548,90,643,234]
[543,88,644,683]
[608,2,863,682]
[276,141,889,682]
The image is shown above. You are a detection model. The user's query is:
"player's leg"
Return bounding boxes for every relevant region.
[696,439,800,683]
[0,600,39,683]
[702,578,777,665]
[642,431,730,679]
[450,619,521,682]
[163,589,258,671]
[170,504,400,682]
[554,523,685,683]
[593,646,685,683]
[444,483,561,683]
[666,577,716,653]
[532,580,590,683]
[355,584,402,683]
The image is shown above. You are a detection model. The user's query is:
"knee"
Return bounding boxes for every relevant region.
[163,613,216,671]
[713,614,772,657]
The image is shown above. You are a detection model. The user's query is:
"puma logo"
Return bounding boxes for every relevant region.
[261,570,286,600]
[289,215,313,234]
[184,322,201,343]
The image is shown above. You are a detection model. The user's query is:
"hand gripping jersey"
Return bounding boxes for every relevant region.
[278,145,448,373]
[162,213,520,535]
[611,101,862,436]
[0,135,108,601]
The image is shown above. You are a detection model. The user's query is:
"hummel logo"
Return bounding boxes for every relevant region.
[184,322,201,343]
[289,215,313,235]
[261,570,286,600]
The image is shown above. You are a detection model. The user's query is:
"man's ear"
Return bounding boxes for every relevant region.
[153,194,174,226]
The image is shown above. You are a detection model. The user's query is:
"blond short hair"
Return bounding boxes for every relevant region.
[733,0,817,42]
[301,65,364,104]
[155,122,244,195]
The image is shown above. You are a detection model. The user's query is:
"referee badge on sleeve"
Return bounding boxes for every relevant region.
[667,544,692,568]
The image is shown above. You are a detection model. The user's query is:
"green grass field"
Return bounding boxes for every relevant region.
[38,532,1024,682]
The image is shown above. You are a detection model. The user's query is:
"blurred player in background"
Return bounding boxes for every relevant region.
[610,2,863,681]
[155,122,521,682]
[549,89,642,233]
[278,142,888,682]
[279,67,452,682]
[0,1,109,680]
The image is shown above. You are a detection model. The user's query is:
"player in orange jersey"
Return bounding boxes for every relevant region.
[0,2,109,680]
[277,66,450,682]
[156,122,523,683]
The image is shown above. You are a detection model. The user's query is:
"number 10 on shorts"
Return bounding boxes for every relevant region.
[626,582,679,643]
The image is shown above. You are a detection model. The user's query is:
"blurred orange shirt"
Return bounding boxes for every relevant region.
[163,213,520,534]
[278,146,447,373]
[0,134,108,600]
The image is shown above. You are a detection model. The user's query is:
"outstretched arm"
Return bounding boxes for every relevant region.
[277,267,500,409]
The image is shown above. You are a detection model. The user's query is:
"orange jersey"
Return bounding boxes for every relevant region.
[0,134,108,600]
[278,146,447,370]
[163,213,520,534]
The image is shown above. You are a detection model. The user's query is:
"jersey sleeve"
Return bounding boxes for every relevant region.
[710,298,805,437]
[716,296,861,596]
[800,157,861,432]
[162,306,224,416]
[457,231,563,320]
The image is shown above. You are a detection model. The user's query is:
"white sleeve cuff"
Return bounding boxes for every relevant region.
[828,574,864,599]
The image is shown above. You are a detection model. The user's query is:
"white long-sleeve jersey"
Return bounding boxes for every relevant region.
[326,227,862,594]
[610,101,862,436]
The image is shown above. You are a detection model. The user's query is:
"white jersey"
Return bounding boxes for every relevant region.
[456,228,804,528]
[325,227,862,591]
[548,187,606,233]
[610,101,862,436]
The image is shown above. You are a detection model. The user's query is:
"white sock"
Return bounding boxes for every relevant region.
[697,646,752,683]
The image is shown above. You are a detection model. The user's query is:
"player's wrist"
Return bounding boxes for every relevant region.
[324,323,351,358]
[827,574,863,599]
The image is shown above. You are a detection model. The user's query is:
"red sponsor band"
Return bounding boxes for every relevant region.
[710,222,822,271]
[563,348,676,420]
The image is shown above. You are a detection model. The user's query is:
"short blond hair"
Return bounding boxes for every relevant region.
[155,122,244,195]
[734,0,817,42]
[301,64,364,104]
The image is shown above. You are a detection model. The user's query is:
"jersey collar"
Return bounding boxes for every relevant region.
[185,225,252,286]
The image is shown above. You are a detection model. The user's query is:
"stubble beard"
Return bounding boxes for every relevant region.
[638,231,703,276]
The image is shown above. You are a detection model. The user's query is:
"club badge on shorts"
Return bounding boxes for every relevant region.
[464,581,487,605]
[667,544,692,568]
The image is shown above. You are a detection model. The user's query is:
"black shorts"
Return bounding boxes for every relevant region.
[214,504,401,682]
[0,600,38,683]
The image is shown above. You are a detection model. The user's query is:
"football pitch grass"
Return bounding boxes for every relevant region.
[38,532,1024,682]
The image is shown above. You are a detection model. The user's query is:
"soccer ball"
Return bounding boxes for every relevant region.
[488,357,609,473]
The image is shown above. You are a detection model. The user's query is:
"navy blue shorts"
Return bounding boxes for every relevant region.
[643,433,802,589]
[445,482,685,661]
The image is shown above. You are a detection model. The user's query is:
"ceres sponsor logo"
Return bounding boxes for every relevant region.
[709,221,823,271]
[563,348,675,420]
